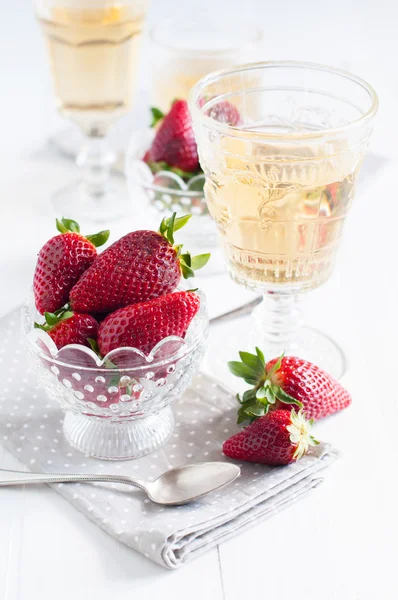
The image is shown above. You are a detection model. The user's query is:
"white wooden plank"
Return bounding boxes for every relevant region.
[16,486,224,600]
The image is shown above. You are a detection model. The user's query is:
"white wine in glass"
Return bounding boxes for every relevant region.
[190,62,378,379]
[35,0,148,221]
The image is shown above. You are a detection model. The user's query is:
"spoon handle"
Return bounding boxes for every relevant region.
[0,468,145,490]
[210,296,262,325]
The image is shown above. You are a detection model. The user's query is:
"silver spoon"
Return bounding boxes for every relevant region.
[0,462,240,506]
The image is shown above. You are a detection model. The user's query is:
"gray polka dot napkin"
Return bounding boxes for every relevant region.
[0,309,338,569]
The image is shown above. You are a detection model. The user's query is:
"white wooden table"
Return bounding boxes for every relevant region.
[0,0,397,598]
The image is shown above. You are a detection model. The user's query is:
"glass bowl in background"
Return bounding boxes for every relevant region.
[125,130,222,269]
[23,290,208,460]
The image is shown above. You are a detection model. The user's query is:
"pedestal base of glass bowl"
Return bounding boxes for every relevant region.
[63,407,175,460]
[53,177,132,224]
[205,298,347,388]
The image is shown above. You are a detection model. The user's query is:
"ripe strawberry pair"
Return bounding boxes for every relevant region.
[33,214,209,355]
[223,350,352,466]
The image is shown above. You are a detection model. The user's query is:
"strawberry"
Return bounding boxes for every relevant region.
[33,218,110,314]
[35,310,99,350]
[198,96,242,126]
[206,101,242,126]
[223,409,319,466]
[69,213,210,314]
[228,349,352,423]
[97,291,200,355]
[144,100,199,174]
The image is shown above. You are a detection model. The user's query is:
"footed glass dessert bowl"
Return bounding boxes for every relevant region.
[22,292,208,460]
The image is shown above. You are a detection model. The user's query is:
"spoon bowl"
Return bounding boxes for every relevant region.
[146,462,241,505]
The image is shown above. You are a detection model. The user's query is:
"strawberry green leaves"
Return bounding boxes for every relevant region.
[146,160,203,182]
[158,212,210,278]
[85,230,110,248]
[179,252,211,279]
[228,347,266,384]
[159,213,191,245]
[56,217,80,233]
[34,308,73,332]
[228,361,259,385]
[55,217,110,248]
[150,107,165,128]
[228,348,302,424]
[191,254,211,271]
[179,253,195,279]
[87,337,101,356]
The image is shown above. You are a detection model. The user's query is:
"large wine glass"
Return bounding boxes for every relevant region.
[35,0,148,221]
[190,61,378,378]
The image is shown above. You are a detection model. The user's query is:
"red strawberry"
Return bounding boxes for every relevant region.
[326,182,339,203]
[228,349,352,423]
[33,218,109,314]
[144,100,199,173]
[69,213,209,314]
[206,101,242,126]
[223,409,319,466]
[98,291,200,355]
[35,310,99,350]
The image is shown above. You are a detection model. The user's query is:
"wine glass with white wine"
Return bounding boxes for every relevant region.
[35,0,148,221]
[190,62,378,379]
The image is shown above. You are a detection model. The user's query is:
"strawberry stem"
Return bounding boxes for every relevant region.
[287,409,320,460]
[56,217,80,234]
[55,217,110,248]
[34,308,73,332]
[158,212,211,278]
[228,348,302,424]
[146,160,203,182]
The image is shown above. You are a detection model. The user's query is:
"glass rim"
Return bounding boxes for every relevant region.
[189,60,379,141]
[150,17,263,57]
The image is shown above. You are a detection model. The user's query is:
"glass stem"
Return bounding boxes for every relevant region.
[77,133,116,204]
[252,291,303,354]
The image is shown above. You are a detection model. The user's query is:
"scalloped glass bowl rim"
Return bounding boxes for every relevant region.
[140,169,205,199]
[22,290,208,373]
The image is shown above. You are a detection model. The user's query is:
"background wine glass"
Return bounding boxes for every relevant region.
[150,16,263,113]
[190,61,378,379]
[34,0,148,221]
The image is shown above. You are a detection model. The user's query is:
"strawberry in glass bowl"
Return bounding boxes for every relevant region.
[23,216,209,460]
[125,98,242,256]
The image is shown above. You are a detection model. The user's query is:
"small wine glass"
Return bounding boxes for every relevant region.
[190,61,378,378]
[150,16,263,113]
[34,0,148,221]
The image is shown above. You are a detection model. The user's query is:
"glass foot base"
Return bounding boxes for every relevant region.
[204,313,347,389]
[53,177,131,223]
[63,407,174,460]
